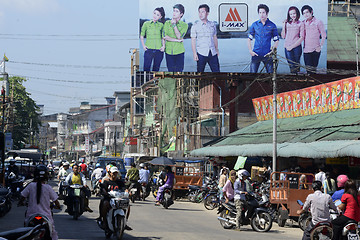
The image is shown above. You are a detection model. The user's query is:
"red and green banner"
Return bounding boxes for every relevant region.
[253,76,360,121]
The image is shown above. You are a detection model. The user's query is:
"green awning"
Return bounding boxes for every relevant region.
[191,108,360,158]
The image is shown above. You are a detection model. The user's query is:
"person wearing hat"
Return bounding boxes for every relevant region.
[98,166,132,231]
[57,161,72,199]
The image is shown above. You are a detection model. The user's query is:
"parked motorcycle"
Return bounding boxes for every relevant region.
[65,184,84,220]
[203,189,221,210]
[194,177,218,203]
[217,192,273,232]
[187,185,201,202]
[97,190,130,240]
[0,223,49,240]
[0,186,11,217]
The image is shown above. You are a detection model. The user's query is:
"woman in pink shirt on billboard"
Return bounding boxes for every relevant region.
[281,6,304,74]
[301,5,326,74]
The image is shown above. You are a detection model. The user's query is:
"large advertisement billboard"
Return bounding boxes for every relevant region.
[139,0,328,74]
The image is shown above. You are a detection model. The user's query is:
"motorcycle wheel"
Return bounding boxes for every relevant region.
[204,195,218,210]
[250,212,273,232]
[219,210,234,229]
[187,191,197,202]
[130,194,135,203]
[277,213,286,227]
[298,214,312,231]
[309,225,333,240]
[152,186,158,198]
[115,215,125,240]
[73,201,80,220]
[105,230,112,239]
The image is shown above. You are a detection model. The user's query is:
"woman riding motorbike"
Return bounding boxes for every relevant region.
[19,165,61,240]
[332,175,349,202]
[155,166,174,206]
[332,179,360,240]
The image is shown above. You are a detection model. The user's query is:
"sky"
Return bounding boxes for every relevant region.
[0,0,139,115]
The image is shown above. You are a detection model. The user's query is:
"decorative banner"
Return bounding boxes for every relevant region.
[253,76,360,121]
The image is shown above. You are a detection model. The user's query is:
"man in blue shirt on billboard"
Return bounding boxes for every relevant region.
[247,4,279,73]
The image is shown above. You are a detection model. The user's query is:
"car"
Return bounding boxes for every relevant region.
[95,157,126,179]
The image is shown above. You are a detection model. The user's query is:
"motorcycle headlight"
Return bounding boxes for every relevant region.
[110,199,116,208]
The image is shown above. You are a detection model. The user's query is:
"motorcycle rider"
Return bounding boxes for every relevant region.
[155,166,174,206]
[126,163,140,198]
[296,181,337,240]
[222,170,237,204]
[332,174,349,202]
[91,163,104,190]
[57,162,71,199]
[139,163,150,195]
[6,158,19,177]
[234,169,250,230]
[19,165,61,240]
[79,159,88,178]
[332,179,360,240]
[99,166,132,231]
[65,164,93,212]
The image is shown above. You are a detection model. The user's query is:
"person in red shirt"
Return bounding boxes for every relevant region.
[80,160,88,176]
[332,179,360,240]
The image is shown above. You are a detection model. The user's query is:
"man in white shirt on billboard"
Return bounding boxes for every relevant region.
[191,4,220,73]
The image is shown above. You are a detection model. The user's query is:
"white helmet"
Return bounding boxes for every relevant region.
[238,169,250,179]
[139,163,145,168]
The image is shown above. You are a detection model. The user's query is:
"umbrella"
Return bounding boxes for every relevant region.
[149,156,175,166]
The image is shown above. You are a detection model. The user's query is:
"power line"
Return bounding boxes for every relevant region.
[8,60,128,69]
[11,74,128,84]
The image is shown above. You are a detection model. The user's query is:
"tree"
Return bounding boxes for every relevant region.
[6,76,40,149]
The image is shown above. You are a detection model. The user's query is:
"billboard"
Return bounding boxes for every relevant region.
[252,76,360,121]
[139,0,328,73]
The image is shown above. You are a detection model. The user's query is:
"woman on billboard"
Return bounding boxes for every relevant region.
[281,6,304,74]
[140,7,166,72]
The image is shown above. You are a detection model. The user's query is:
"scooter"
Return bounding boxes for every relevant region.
[140,182,151,201]
[97,190,130,240]
[0,223,49,240]
[217,192,273,232]
[0,186,11,218]
[160,188,174,209]
[24,213,53,240]
[65,184,84,220]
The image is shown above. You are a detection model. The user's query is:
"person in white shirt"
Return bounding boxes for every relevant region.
[57,162,71,179]
[315,167,326,183]
[91,163,104,190]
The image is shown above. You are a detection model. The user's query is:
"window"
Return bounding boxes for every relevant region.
[134,97,145,114]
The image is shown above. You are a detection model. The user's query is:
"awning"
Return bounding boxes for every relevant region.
[191,108,360,158]
[191,140,360,158]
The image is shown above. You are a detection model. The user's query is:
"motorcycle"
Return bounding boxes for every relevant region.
[5,172,25,200]
[140,182,150,201]
[97,190,130,240]
[203,188,221,210]
[92,178,102,197]
[0,223,49,240]
[217,192,273,232]
[187,185,201,202]
[193,177,218,203]
[160,187,174,209]
[65,184,84,220]
[297,200,359,240]
[24,213,53,240]
[0,186,11,218]
[128,182,140,203]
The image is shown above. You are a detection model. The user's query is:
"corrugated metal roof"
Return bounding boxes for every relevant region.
[328,16,358,62]
[190,108,360,158]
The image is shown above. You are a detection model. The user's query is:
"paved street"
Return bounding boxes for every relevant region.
[0,181,303,240]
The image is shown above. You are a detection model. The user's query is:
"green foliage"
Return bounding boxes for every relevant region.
[8,76,40,149]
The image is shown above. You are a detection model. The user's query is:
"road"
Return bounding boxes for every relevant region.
[0,180,303,240]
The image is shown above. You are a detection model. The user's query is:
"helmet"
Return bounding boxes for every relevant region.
[106,164,113,172]
[95,163,101,168]
[139,163,145,168]
[34,165,49,181]
[312,180,322,191]
[238,169,250,179]
[63,162,70,166]
[337,175,349,188]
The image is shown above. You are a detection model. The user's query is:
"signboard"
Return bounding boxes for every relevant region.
[85,135,89,153]
[139,0,328,73]
[253,76,360,121]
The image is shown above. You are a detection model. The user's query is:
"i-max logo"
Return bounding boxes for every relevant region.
[219,4,247,32]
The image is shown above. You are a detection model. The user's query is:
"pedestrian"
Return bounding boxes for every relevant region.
[247,4,279,73]
[218,168,227,200]
[190,4,220,72]
[315,167,326,184]
[281,6,304,74]
[301,5,326,74]
[140,7,166,72]
[332,179,360,240]
[323,172,336,195]
[163,4,188,72]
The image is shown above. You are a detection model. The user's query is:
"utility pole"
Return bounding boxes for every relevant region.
[272,48,278,173]
[356,26,359,76]
[114,126,117,157]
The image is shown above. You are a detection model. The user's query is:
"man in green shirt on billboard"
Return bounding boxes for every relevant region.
[163,4,188,72]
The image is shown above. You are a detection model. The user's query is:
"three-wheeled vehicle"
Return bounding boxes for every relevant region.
[269,172,314,227]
